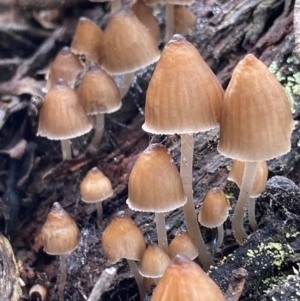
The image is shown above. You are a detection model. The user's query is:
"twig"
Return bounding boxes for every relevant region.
[87,267,117,301]
[224,268,248,301]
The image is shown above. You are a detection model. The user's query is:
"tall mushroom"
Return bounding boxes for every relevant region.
[218,54,294,244]
[143,34,223,269]
[127,144,187,253]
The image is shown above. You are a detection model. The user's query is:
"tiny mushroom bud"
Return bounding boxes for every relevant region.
[139,243,171,278]
[41,202,79,301]
[29,284,48,301]
[198,188,231,249]
[80,167,113,226]
[228,160,268,231]
[37,78,92,160]
[168,231,198,260]
[150,254,225,301]
[102,212,146,301]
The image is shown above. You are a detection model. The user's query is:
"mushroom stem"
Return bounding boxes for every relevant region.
[155,212,168,253]
[61,139,72,160]
[232,161,258,245]
[214,224,224,250]
[96,202,103,227]
[90,114,105,150]
[119,72,134,99]
[248,196,258,232]
[111,0,122,14]
[58,254,67,301]
[126,259,146,301]
[180,133,214,270]
[165,4,174,42]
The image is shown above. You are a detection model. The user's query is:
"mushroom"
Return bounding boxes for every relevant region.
[37,78,92,160]
[168,231,198,260]
[76,63,121,149]
[126,144,187,253]
[29,284,47,301]
[102,212,146,301]
[150,254,225,301]
[143,34,223,269]
[45,46,83,92]
[228,160,268,231]
[71,17,104,65]
[174,5,196,36]
[40,202,80,301]
[198,188,231,250]
[80,167,113,226]
[217,54,294,244]
[102,7,160,98]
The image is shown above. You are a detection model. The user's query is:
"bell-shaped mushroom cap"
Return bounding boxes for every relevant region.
[71,17,104,63]
[101,8,160,75]
[139,243,171,278]
[228,160,268,197]
[143,34,224,135]
[151,254,225,301]
[145,0,194,4]
[80,167,113,203]
[76,63,121,115]
[174,5,197,36]
[29,284,47,301]
[218,54,294,161]
[37,79,92,140]
[198,188,231,228]
[131,0,161,44]
[168,231,198,260]
[45,47,83,92]
[102,212,146,263]
[41,202,80,255]
[126,144,187,212]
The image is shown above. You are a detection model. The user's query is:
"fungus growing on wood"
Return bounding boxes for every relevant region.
[102,212,146,301]
[218,54,294,244]
[29,284,48,301]
[76,63,121,149]
[150,254,225,301]
[45,46,83,92]
[143,34,223,269]
[228,160,268,231]
[80,167,113,226]
[198,188,231,249]
[41,202,79,301]
[37,78,92,160]
[174,5,196,36]
[127,144,187,253]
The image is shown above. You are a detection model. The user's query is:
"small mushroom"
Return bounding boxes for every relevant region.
[40,202,80,301]
[29,284,48,301]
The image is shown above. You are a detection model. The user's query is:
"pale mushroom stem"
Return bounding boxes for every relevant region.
[111,0,122,14]
[180,133,214,270]
[232,161,258,245]
[248,196,258,232]
[214,224,224,250]
[155,212,168,253]
[61,140,72,160]
[126,259,146,301]
[96,202,103,227]
[165,4,174,42]
[58,254,67,301]
[119,72,134,99]
[90,114,105,150]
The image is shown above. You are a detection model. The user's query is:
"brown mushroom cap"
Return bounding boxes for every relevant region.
[41,202,80,255]
[218,54,294,161]
[168,231,198,260]
[228,160,268,197]
[139,243,171,278]
[76,63,121,115]
[101,7,160,75]
[143,34,224,135]
[71,17,104,63]
[198,188,231,228]
[80,167,113,203]
[102,212,146,263]
[174,5,196,36]
[151,254,225,301]
[126,144,187,212]
[37,79,92,140]
[45,46,83,92]
[131,0,161,44]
